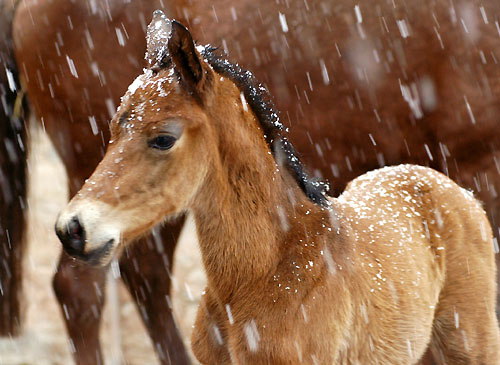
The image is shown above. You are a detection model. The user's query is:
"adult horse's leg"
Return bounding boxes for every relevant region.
[53,253,107,364]
[0,0,28,336]
[52,180,108,364]
[119,217,191,365]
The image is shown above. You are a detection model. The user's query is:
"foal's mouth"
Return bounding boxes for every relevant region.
[64,239,115,266]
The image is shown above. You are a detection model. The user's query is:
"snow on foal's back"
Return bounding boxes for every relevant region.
[55,13,500,364]
[328,164,499,363]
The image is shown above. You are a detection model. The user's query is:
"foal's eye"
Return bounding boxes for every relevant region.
[148,135,177,150]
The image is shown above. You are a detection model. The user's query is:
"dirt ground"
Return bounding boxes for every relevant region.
[0,122,206,364]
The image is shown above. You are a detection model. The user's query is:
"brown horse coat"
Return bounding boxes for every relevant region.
[9,0,500,364]
[54,19,500,364]
[193,165,500,364]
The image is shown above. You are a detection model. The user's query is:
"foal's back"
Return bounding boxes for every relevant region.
[333,165,499,363]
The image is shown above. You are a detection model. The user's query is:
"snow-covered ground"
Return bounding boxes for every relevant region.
[0,122,205,364]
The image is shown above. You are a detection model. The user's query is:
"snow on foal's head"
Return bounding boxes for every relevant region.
[55,14,215,265]
[55,11,327,265]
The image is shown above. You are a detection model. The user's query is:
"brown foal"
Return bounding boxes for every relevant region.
[55,16,500,364]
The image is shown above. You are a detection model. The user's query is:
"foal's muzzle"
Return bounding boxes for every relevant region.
[55,214,114,265]
[55,216,86,255]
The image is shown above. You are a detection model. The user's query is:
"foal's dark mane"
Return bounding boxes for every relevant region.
[156,40,328,206]
[200,46,329,207]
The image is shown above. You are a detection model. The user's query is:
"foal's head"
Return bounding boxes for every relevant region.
[55,11,326,265]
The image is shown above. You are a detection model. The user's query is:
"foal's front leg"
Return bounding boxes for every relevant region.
[192,291,231,364]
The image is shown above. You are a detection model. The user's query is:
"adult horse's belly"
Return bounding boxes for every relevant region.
[187,0,500,196]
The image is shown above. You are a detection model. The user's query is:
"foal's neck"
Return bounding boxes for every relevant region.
[191,90,328,302]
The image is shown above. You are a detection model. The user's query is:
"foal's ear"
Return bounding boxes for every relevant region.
[168,21,206,98]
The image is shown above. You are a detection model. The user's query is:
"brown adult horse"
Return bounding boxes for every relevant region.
[56,16,500,364]
[6,0,500,363]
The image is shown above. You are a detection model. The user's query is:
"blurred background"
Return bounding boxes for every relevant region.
[1,0,500,364]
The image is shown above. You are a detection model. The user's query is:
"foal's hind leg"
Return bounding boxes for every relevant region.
[429,295,500,365]
[428,238,500,362]
[119,216,191,365]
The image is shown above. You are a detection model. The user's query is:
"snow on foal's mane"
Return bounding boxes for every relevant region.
[203,47,329,206]
[156,44,329,206]
[204,47,330,206]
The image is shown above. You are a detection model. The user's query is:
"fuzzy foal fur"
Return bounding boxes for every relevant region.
[55,19,500,364]
[192,165,500,364]
[11,1,500,363]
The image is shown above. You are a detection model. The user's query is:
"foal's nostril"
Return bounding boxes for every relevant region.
[68,217,83,241]
[56,216,86,255]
